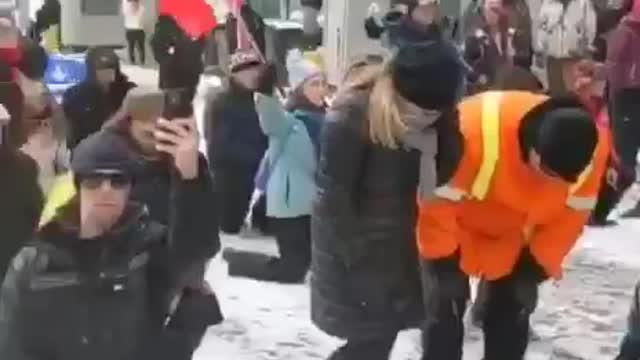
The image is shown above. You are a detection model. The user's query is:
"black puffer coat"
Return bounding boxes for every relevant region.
[0,169,219,360]
[310,89,424,340]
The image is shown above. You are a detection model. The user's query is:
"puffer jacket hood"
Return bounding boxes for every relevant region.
[84,47,129,85]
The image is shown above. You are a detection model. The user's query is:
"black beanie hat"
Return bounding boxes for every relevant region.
[391,40,464,110]
[71,130,139,178]
[536,107,597,182]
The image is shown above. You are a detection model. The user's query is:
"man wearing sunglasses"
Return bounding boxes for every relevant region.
[0,128,219,360]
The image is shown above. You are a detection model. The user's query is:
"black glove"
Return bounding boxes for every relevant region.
[510,248,546,313]
[255,63,277,95]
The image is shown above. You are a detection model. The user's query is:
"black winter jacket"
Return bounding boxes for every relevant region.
[62,50,136,149]
[0,148,43,284]
[0,171,219,360]
[151,15,205,92]
[310,89,425,340]
[204,83,267,173]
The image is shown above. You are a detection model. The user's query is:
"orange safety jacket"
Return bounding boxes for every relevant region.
[417,91,610,280]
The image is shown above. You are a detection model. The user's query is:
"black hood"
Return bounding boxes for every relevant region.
[84,47,128,85]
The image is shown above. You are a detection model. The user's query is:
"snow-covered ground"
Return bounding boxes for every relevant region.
[120,65,640,360]
[192,220,640,360]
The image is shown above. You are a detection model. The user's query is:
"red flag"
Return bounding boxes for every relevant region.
[159,0,218,39]
[229,0,251,51]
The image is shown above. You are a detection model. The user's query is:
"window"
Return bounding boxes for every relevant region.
[81,0,119,16]
[247,0,282,19]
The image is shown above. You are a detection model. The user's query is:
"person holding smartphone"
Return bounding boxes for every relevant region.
[103,87,222,360]
[0,124,219,360]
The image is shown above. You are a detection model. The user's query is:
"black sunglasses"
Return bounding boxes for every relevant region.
[79,173,132,190]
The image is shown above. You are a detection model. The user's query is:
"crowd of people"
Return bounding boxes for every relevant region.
[0,0,639,359]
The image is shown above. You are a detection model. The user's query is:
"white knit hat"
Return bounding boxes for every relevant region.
[286,49,325,91]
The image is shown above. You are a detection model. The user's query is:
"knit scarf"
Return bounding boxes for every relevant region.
[400,101,440,200]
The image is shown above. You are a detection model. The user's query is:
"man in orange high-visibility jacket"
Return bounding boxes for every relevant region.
[417,91,609,360]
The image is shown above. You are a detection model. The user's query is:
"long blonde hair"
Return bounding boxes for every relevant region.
[341,60,408,149]
[367,66,407,149]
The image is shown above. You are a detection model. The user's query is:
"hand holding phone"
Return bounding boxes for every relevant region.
[154,117,199,179]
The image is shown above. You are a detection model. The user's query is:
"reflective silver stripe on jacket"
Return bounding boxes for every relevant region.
[566,195,597,211]
[434,186,467,202]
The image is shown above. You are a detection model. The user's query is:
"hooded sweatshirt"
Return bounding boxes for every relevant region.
[606,8,640,92]
[62,48,136,149]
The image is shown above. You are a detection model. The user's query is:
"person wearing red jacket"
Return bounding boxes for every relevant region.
[417,91,609,360]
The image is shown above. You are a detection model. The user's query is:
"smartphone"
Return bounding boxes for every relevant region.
[163,88,194,120]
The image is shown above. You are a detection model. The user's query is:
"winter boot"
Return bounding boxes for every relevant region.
[223,248,279,281]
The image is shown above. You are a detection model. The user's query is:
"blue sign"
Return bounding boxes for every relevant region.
[44,53,87,85]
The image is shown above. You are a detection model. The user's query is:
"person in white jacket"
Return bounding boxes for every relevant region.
[536,0,596,94]
[122,0,146,65]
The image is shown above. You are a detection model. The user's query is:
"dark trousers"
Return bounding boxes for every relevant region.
[215,168,259,234]
[592,174,631,223]
[422,267,533,360]
[546,57,575,96]
[611,89,640,175]
[605,88,640,215]
[226,216,311,283]
[126,29,146,64]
